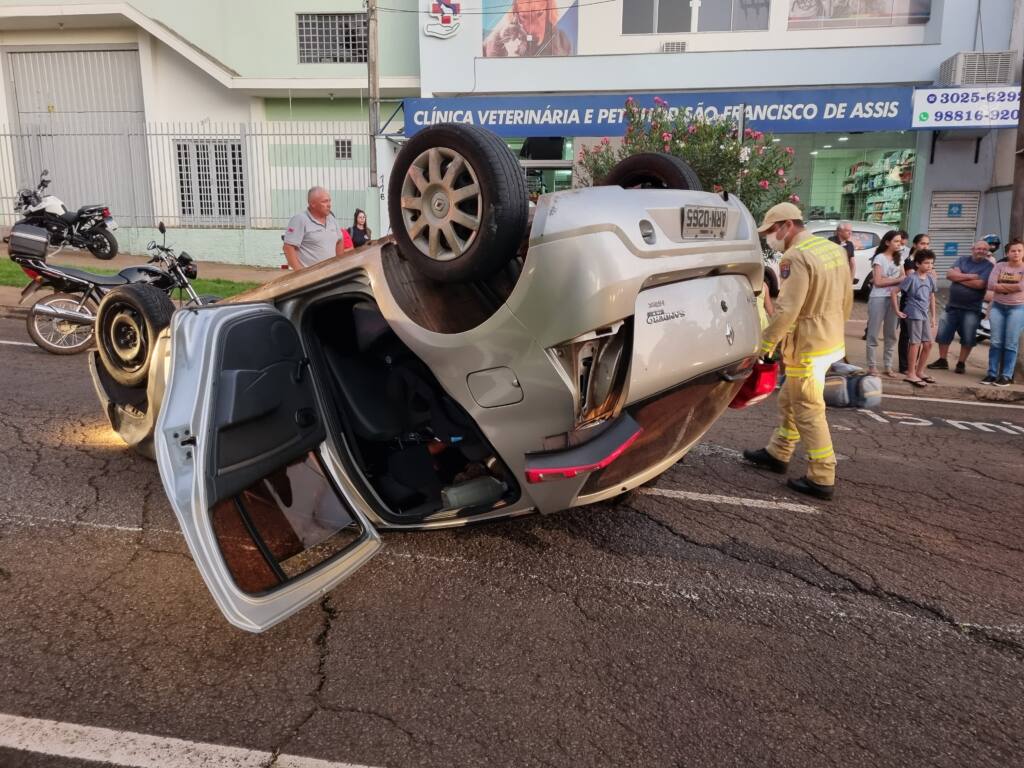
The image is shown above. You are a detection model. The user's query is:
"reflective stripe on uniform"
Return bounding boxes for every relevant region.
[806,446,835,461]
[775,427,800,441]
[785,365,814,378]
[795,235,846,270]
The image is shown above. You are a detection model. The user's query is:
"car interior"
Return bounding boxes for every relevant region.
[305,294,520,523]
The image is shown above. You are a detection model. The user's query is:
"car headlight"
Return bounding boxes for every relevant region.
[548,320,632,429]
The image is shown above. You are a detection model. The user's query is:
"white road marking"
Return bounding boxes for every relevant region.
[883,393,1024,410]
[0,712,381,768]
[638,486,819,515]
[0,338,35,347]
[0,511,178,536]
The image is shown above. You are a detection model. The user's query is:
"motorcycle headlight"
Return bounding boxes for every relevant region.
[548,320,632,429]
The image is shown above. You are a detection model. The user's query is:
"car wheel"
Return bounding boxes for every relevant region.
[600,152,703,191]
[388,124,529,284]
[96,283,175,388]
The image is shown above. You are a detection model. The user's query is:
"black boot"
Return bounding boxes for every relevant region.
[787,476,835,501]
[743,448,788,474]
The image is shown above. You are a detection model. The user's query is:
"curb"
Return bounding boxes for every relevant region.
[881,382,1024,404]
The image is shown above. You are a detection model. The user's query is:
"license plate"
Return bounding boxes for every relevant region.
[681,206,728,240]
[105,217,118,231]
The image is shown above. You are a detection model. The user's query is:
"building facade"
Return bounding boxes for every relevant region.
[0,0,419,264]
[410,0,1023,267]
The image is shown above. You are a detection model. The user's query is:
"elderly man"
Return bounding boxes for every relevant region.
[283,186,353,270]
[829,221,856,277]
[927,239,994,374]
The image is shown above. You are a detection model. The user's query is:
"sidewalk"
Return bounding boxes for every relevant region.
[0,249,283,319]
[844,300,1024,404]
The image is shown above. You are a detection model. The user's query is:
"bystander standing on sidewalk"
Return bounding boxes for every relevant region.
[898,233,929,373]
[348,208,372,248]
[282,186,354,271]
[865,230,905,377]
[983,238,1024,387]
[829,222,856,277]
[927,240,993,374]
[896,249,938,387]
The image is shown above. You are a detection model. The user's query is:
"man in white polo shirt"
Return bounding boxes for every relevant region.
[283,186,354,270]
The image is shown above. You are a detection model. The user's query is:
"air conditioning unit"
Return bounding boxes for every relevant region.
[661,41,687,53]
[936,51,1015,86]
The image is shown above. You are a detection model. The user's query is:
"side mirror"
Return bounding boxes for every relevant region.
[158,222,166,235]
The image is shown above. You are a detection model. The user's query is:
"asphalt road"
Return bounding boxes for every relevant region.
[1,315,1023,768]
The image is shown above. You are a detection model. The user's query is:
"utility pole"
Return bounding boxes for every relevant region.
[367,0,380,191]
[1010,48,1024,239]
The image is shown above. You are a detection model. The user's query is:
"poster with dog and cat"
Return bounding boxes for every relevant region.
[482,0,579,58]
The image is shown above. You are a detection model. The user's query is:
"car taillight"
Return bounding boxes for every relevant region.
[548,320,632,428]
[729,360,778,409]
[101,207,111,218]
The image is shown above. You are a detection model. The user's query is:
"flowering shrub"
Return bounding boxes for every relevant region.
[576,97,800,223]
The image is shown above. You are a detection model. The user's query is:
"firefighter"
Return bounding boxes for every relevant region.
[743,202,853,500]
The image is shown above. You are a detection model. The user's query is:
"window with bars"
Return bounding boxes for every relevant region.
[335,138,353,160]
[297,13,369,63]
[175,140,246,225]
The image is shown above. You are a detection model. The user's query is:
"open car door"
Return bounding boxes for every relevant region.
[154,304,382,633]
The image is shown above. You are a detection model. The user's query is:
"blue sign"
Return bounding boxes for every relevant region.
[404,87,913,138]
[944,242,959,257]
[947,203,963,218]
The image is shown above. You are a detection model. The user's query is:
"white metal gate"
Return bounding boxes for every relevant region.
[5,48,153,225]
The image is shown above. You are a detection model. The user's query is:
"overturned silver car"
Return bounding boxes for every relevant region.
[89,125,765,632]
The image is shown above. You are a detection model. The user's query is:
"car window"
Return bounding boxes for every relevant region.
[812,229,879,252]
[851,231,878,251]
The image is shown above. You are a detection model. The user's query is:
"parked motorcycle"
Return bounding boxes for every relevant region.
[8,221,214,356]
[14,170,119,260]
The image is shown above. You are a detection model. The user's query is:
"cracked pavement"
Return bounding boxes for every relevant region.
[1,315,1023,768]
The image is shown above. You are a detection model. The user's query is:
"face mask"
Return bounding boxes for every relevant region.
[766,224,787,252]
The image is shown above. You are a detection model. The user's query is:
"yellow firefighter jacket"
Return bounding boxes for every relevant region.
[759,233,854,376]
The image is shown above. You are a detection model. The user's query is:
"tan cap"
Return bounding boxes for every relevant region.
[757,202,803,234]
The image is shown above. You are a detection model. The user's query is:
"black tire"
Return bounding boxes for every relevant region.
[388,124,529,284]
[96,283,175,388]
[601,152,703,191]
[26,292,98,355]
[88,228,118,260]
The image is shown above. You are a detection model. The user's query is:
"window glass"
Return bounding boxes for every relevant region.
[622,0,655,33]
[658,0,693,32]
[732,0,772,30]
[788,0,930,30]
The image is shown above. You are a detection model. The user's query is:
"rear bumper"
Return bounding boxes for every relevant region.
[571,365,746,505]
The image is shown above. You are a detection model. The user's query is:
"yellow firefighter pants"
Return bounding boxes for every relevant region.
[765,363,837,486]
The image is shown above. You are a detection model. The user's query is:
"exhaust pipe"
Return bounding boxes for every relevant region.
[31,303,95,326]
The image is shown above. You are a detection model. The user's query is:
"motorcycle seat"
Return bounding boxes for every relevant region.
[57,267,128,286]
[77,205,104,215]
[60,211,79,225]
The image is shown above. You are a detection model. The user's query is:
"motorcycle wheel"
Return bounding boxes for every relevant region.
[96,284,175,388]
[88,229,119,260]
[26,292,98,355]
